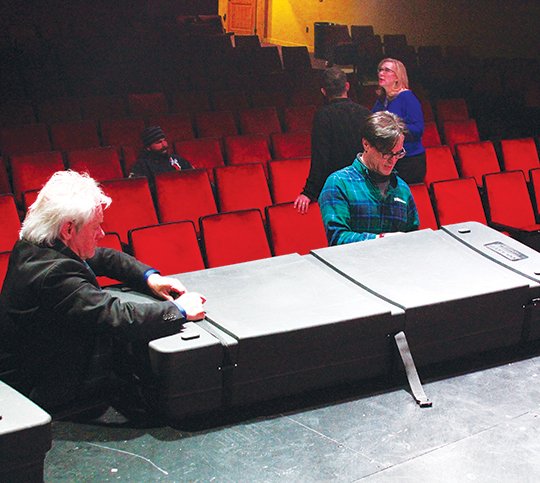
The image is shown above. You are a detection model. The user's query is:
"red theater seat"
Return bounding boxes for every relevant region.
[224,134,272,167]
[271,131,311,159]
[101,177,158,245]
[37,97,82,123]
[431,178,488,226]
[66,146,124,181]
[456,141,500,187]
[268,158,311,203]
[0,194,21,252]
[0,251,11,290]
[155,169,217,229]
[10,151,64,203]
[442,119,480,155]
[283,105,317,132]
[500,138,540,181]
[100,118,145,148]
[129,221,205,275]
[127,92,168,117]
[172,90,211,113]
[409,183,438,230]
[195,110,238,138]
[81,95,127,120]
[214,164,272,215]
[0,123,51,155]
[484,171,540,236]
[96,232,123,287]
[174,138,225,183]
[266,202,327,255]
[200,209,271,268]
[436,98,469,123]
[424,145,459,187]
[422,121,442,148]
[50,120,100,151]
[239,107,282,136]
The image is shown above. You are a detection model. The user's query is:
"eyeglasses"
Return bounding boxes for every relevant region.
[378,67,396,74]
[381,148,406,160]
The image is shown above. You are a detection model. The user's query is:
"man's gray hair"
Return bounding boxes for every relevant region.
[362,111,408,153]
[20,170,112,246]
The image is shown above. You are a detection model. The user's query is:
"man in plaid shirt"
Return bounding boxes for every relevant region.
[319,111,419,246]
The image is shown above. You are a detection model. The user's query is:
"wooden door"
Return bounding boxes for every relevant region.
[227,0,257,36]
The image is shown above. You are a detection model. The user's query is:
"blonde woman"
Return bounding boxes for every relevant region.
[372,58,426,184]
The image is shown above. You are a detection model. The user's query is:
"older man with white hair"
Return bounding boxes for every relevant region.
[0,170,206,416]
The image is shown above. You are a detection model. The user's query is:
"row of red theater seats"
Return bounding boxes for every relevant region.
[0,132,312,200]
[423,137,540,188]
[0,86,323,126]
[0,160,312,252]
[0,106,317,156]
[0,201,328,291]
[411,168,540,245]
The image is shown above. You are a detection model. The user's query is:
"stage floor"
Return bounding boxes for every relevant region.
[45,344,540,482]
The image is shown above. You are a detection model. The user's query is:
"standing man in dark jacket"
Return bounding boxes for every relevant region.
[294,67,371,214]
[130,125,192,192]
[0,170,205,413]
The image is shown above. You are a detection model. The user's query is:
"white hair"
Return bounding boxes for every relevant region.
[20,170,112,246]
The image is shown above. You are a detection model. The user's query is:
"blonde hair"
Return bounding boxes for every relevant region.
[20,170,111,246]
[377,58,410,100]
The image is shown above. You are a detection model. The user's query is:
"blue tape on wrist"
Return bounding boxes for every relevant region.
[143,268,160,282]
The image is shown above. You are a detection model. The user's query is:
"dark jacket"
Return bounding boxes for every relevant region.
[130,150,192,187]
[302,97,371,201]
[0,239,183,408]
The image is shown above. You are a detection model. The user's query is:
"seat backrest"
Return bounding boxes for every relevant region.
[351,25,375,42]
[50,119,100,151]
[239,107,282,136]
[147,113,195,142]
[268,158,311,203]
[436,98,469,122]
[211,90,250,112]
[174,138,225,183]
[424,145,459,186]
[0,194,21,252]
[101,177,158,244]
[127,92,168,117]
[409,183,438,230]
[250,46,283,74]
[155,169,217,228]
[96,232,123,287]
[456,140,500,187]
[10,151,65,202]
[283,105,317,132]
[266,202,327,255]
[501,138,540,181]
[172,90,211,113]
[100,118,145,148]
[431,177,487,226]
[442,119,480,155]
[81,95,127,120]
[0,157,11,194]
[195,110,238,138]
[0,250,10,290]
[214,164,272,215]
[0,101,36,126]
[484,170,536,228]
[422,121,442,148]
[37,97,82,123]
[250,89,289,109]
[234,35,261,51]
[200,209,271,268]
[271,131,311,159]
[420,99,435,123]
[66,146,124,181]
[129,221,205,275]
[0,123,51,155]
[224,134,272,166]
[281,46,312,72]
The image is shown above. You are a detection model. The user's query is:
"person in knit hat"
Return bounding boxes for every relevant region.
[129,126,192,192]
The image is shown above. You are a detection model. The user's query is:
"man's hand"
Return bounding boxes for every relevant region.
[147,273,187,301]
[294,194,311,214]
[174,292,207,321]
